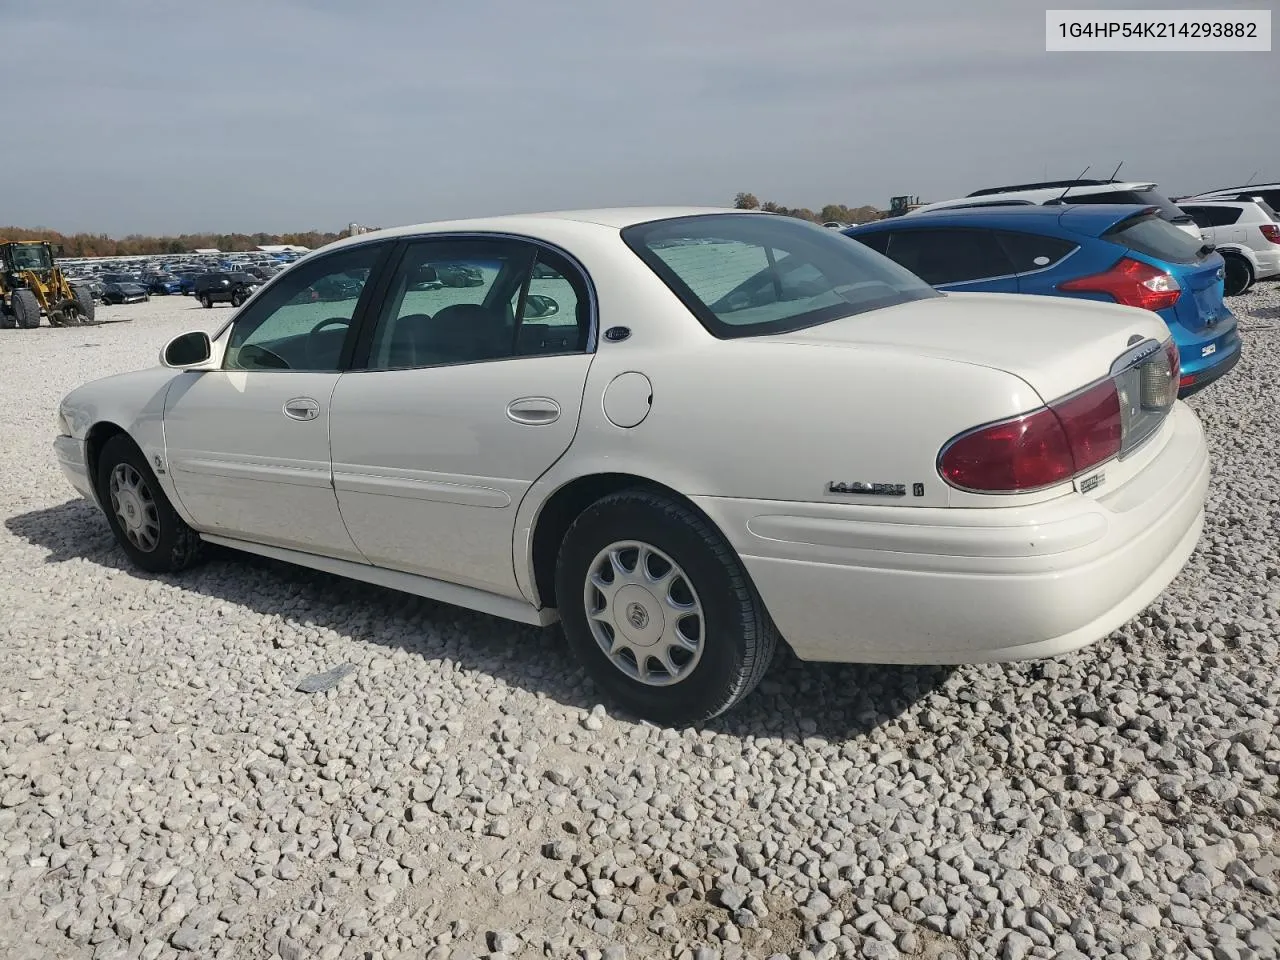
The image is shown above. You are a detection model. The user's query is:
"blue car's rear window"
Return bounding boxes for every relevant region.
[1104,214,1205,265]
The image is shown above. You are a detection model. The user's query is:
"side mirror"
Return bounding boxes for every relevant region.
[161,331,213,368]
[525,294,559,319]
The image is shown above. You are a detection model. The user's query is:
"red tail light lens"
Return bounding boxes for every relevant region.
[939,339,1178,494]
[1058,257,1181,311]
[1260,224,1280,244]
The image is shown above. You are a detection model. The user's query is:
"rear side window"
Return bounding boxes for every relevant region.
[1104,214,1205,264]
[994,231,1078,272]
[1182,205,1242,227]
[882,228,1016,285]
[622,214,938,339]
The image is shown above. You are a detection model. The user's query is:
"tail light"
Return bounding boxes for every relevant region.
[939,339,1177,493]
[1058,257,1181,311]
[1260,224,1280,244]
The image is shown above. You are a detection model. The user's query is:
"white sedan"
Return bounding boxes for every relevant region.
[54,208,1210,724]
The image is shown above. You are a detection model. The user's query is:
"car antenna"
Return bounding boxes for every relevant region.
[1244,170,1258,186]
[1053,165,1091,203]
[1104,160,1123,183]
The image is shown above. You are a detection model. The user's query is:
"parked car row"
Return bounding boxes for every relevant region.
[57,202,1220,723]
[59,250,301,308]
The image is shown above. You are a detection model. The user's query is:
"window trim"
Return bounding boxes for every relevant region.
[346,231,599,373]
[218,240,397,373]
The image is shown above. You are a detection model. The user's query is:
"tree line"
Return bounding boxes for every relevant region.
[733,193,884,224]
[0,226,344,258]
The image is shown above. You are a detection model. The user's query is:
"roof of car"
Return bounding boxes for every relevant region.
[846,203,1156,231]
[315,207,753,257]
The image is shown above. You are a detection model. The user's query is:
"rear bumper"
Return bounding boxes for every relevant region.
[693,403,1208,664]
[1251,247,1280,278]
[1178,328,1242,397]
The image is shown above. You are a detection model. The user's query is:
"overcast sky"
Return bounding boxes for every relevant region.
[4,0,1276,235]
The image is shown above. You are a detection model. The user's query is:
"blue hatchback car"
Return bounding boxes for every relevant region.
[845,205,1240,396]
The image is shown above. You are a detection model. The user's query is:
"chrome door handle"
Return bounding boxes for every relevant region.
[283,397,320,421]
[506,397,561,425]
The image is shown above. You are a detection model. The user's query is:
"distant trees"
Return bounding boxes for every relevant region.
[0,225,344,257]
[732,194,883,224]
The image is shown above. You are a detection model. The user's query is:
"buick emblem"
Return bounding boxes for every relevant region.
[626,603,649,630]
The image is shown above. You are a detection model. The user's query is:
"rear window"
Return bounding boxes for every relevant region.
[1061,188,1191,224]
[621,214,938,339]
[1104,214,1206,264]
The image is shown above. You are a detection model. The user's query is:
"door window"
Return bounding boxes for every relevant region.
[223,244,384,371]
[993,231,1078,272]
[883,228,1017,285]
[365,238,591,370]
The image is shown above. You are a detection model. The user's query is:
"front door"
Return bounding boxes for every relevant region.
[329,236,595,597]
[163,242,389,559]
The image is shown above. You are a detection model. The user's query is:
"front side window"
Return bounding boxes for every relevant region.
[223,244,384,371]
[883,228,1017,285]
[622,214,937,339]
[10,245,53,271]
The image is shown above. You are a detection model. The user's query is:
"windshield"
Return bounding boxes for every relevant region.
[621,214,938,339]
[9,244,53,271]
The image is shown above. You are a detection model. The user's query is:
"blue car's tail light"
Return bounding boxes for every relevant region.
[1058,257,1181,311]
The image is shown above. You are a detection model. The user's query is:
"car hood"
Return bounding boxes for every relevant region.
[772,291,1171,402]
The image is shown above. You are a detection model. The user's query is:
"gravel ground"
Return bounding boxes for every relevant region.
[1,288,1279,960]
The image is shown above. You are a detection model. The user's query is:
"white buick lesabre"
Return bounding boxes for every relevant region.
[55,208,1210,723]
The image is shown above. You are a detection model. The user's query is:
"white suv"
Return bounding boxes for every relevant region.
[1177,198,1280,295]
[909,179,1202,239]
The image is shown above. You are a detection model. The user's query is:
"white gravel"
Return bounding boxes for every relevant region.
[1,287,1279,960]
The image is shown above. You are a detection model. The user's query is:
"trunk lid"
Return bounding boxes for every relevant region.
[773,291,1171,402]
[1164,253,1231,333]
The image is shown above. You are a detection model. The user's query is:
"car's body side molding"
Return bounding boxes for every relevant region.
[200,533,559,627]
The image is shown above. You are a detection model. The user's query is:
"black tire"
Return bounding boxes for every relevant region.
[0,309,14,329]
[95,434,204,574]
[73,286,96,324]
[231,290,245,308]
[12,289,41,329]
[1222,255,1254,297]
[199,294,212,308]
[555,489,778,725]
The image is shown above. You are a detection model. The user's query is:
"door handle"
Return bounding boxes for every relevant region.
[283,397,320,421]
[506,397,561,425]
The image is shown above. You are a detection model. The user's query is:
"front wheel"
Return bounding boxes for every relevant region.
[95,434,204,574]
[555,489,778,725]
[12,289,41,329]
[199,294,212,308]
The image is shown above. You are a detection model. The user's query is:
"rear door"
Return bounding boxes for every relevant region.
[328,236,595,599]
[991,231,1080,293]
[880,227,1020,292]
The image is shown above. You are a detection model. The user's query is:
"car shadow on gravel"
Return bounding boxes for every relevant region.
[6,499,955,741]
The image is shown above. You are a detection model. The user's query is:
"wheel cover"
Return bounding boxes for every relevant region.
[583,540,705,686]
[109,463,161,552]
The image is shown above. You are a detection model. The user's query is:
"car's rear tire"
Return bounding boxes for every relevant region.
[555,489,778,725]
[95,434,204,574]
[199,294,212,308]
[231,291,245,307]
[1222,255,1254,297]
[12,289,41,329]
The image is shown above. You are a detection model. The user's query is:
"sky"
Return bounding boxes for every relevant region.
[3,0,1276,235]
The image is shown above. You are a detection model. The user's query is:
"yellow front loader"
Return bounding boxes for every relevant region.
[0,240,96,328]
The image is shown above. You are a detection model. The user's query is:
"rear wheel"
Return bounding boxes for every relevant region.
[555,489,778,725]
[95,434,204,574]
[199,294,212,308]
[12,289,41,329]
[1223,255,1254,297]
[231,290,246,307]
